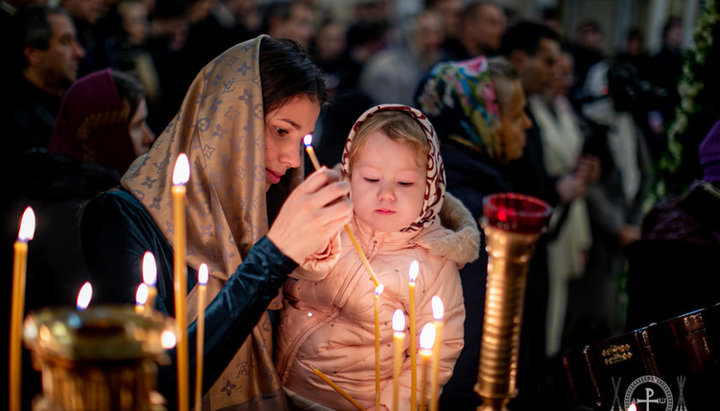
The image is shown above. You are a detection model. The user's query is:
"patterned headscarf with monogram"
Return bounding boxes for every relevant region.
[121,35,303,409]
[340,104,446,232]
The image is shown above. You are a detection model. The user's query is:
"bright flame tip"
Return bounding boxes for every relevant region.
[76,281,93,310]
[303,134,313,146]
[142,251,157,285]
[172,153,190,185]
[375,284,384,296]
[408,260,419,282]
[198,263,209,285]
[18,206,36,241]
[420,323,436,350]
[431,296,444,321]
[392,309,405,332]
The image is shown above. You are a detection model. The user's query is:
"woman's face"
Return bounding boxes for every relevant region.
[498,82,532,162]
[264,95,321,191]
[129,99,156,156]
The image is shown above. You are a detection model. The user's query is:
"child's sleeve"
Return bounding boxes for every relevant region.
[289,230,342,282]
[378,259,465,410]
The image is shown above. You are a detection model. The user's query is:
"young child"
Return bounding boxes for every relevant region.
[276,105,480,410]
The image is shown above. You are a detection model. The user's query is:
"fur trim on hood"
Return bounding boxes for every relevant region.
[418,191,480,268]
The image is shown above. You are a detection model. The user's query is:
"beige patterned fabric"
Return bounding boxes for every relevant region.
[122,35,301,409]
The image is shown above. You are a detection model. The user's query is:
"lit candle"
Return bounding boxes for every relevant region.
[408,260,419,411]
[195,263,208,410]
[627,402,637,411]
[311,367,366,411]
[76,281,93,311]
[161,330,177,350]
[172,153,190,411]
[373,284,384,410]
[419,323,436,411]
[303,134,380,287]
[392,309,405,411]
[135,283,149,313]
[10,207,35,411]
[142,251,157,310]
[430,296,444,411]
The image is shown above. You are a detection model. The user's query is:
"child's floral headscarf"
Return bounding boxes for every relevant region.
[414,56,503,159]
[340,104,445,232]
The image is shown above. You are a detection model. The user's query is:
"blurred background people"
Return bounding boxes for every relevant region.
[440,0,507,61]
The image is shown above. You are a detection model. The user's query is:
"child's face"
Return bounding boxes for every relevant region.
[350,131,427,233]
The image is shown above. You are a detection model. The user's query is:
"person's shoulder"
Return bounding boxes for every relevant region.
[83,189,148,225]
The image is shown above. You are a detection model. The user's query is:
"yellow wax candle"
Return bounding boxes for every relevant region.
[76,281,93,311]
[172,153,190,411]
[143,251,157,310]
[392,309,405,411]
[135,283,149,314]
[408,260,419,411]
[430,296,444,411]
[195,263,208,410]
[303,134,380,287]
[373,284,384,410]
[9,207,35,411]
[312,367,366,411]
[418,323,436,411]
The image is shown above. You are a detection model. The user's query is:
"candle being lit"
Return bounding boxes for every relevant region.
[392,309,405,411]
[312,367,365,411]
[10,207,35,411]
[135,283,149,313]
[172,153,190,411]
[430,296,444,411]
[303,134,380,287]
[419,323,436,411]
[142,251,157,310]
[76,282,93,311]
[195,263,208,410]
[373,284,384,410]
[408,260,419,411]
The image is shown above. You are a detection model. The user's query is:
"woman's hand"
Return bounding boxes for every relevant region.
[267,167,352,263]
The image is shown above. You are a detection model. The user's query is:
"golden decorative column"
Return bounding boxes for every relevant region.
[475,193,551,411]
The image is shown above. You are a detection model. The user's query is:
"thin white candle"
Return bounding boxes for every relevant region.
[430,296,444,411]
[172,153,190,411]
[392,309,405,411]
[419,323,436,411]
[195,263,208,410]
[408,260,419,411]
[373,284,384,410]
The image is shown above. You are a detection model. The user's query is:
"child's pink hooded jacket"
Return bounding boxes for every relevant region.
[276,105,480,410]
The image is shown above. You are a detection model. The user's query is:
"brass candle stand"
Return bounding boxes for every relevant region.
[23,306,175,411]
[475,193,551,411]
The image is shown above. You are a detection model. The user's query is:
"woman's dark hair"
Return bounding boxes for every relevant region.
[258,37,327,114]
[111,70,145,121]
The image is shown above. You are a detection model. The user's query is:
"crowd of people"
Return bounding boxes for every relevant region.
[1,0,712,410]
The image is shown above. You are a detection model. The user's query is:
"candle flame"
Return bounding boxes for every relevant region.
[408,260,419,283]
[375,283,384,296]
[392,309,405,332]
[420,323,436,350]
[431,296,444,321]
[303,134,313,147]
[18,206,36,241]
[136,283,149,305]
[198,263,208,285]
[142,251,157,285]
[627,403,637,411]
[161,330,177,349]
[76,281,93,310]
[172,153,190,185]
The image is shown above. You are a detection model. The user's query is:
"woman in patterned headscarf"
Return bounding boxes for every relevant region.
[80,36,352,409]
[414,56,533,408]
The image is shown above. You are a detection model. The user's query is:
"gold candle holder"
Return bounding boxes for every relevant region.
[475,193,551,411]
[23,305,175,411]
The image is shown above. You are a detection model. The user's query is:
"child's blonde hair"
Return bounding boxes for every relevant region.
[346,111,430,174]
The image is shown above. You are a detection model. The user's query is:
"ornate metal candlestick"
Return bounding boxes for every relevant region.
[475,193,551,411]
[23,306,175,411]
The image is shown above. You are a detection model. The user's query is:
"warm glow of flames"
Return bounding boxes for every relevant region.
[136,283,149,305]
[408,260,419,283]
[375,284,384,296]
[303,134,313,147]
[420,323,436,350]
[142,251,157,286]
[18,206,36,241]
[172,153,190,185]
[198,263,208,285]
[76,282,93,310]
[431,296,444,321]
[392,309,405,332]
[627,403,637,411]
[161,330,177,349]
